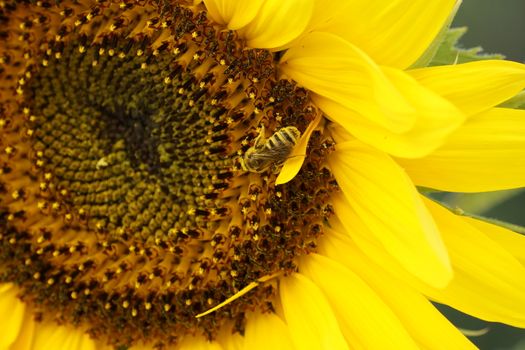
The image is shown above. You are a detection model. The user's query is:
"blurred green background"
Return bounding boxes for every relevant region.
[453,0,525,62]
[437,1,524,349]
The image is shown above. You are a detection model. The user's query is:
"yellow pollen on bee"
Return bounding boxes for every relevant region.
[145,302,152,310]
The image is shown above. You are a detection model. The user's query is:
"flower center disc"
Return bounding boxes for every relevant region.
[0,0,337,347]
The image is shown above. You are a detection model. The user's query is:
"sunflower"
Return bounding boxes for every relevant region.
[1,0,525,349]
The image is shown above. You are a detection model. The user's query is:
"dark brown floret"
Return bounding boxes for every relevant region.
[0,0,337,348]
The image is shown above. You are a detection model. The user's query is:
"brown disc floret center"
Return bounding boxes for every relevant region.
[0,0,337,347]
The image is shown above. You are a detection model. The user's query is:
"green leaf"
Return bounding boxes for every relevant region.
[428,27,505,67]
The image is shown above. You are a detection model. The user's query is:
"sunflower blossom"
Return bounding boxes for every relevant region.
[1,0,525,349]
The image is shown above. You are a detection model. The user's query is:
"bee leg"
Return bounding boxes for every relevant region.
[271,162,284,175]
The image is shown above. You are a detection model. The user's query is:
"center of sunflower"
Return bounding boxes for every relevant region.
[0,1,337,348]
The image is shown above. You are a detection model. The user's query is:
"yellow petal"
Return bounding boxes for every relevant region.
[281,32,417,134]
[329,141,452,287]
[244,312,295,350]
[217,329,244,350]
[301,254,420,349]
[32,322,96,350]
[177,337,224,350]
[468,217,525,266]
[276,113,321,185]
[398,108,525,192]
[318,227,477,350]
[240,0,314,49]
[409,60,525,116]
[420,198,525,328]
[202,0,264,30]
[8,305,35,350]
[280,273,349,350]
[0,284,25,350]
[315,0,457,68]
[287,36,466,158]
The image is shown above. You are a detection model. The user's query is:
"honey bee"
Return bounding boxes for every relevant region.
[240,125,301,173]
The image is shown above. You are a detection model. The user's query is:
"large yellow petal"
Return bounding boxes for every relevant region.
[399,108,525,192]
[318,228,477,350]
[244,312,295,350]
[322,68,465,158]
[240,0,314,49]
[314,0,457,68]
[419,198,525,328]
[31,321,96,350]
[280,273,349,350]
[409,60,525,116]
[281,32,417,134]
[283,33,466,158]
[301,254,420,349]
[467,217,525,266]
[328,140,452,287]
[0,284,25,350]
[202,0,264,30]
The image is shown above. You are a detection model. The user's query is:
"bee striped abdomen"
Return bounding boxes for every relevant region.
[240,126,301,173]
